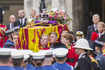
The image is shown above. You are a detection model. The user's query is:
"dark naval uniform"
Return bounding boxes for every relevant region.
[74,53,91,70]
[26,64,35,70]
[53,62,73,70]
[14,67,24,70]
[35,66,45,70]
[0,48,15,70]
[43,65,56,70]
[0,66,15,70]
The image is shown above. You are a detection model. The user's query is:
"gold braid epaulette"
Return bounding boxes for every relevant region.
[91,57,98,64]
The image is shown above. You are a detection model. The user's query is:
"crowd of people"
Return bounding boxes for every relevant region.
[0,9,105,70]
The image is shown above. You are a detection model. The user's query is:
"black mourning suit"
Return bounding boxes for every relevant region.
[7,22,18,30]
[16,18,27,27]
[0,8,3,24]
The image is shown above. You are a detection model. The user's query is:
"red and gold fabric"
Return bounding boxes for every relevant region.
[18,24,67,52]
[0,24,8,48]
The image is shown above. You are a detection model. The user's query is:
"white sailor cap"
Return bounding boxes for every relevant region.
[18,50,33,55]
[0,48,11,56]
[40,50,53,57]
[31,52,45,60]
[24,54,30,61]
[46,50,53,56]
[53,48,68,58]
[76,31,84,35]
[8,48,17,52]
[15,50,32,61]
[0,48,17,52]
[11,50,24,59]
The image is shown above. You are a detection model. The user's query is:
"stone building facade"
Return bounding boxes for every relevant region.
[0,0,105,33]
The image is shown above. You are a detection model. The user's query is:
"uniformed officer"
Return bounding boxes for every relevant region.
[42,50,54,66]
[11,50,24,70]
[40,50,56,70]
[52,48,73,70]
[76,31,84,41]
[20,50,34,70]
[95,43,105,70]
[74,38,93,70]
[31,52,45,70]
[0,48,15,70]
[24,54,33,70]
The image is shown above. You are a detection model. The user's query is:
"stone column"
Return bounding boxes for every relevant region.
[52,0,60,9]
[59,0,65,10]
[24,0,40,18]
[72,0,81,31]
[52,0,66,10]
[64,0,73,31]
[72,0,89,34]
[45,0,52,10]
[24,0,33,18]
[33,0,40,14]
[72,0,83,32]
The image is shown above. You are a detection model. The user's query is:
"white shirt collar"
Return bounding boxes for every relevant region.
[94,24,97,31]
[79,52,86,59]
